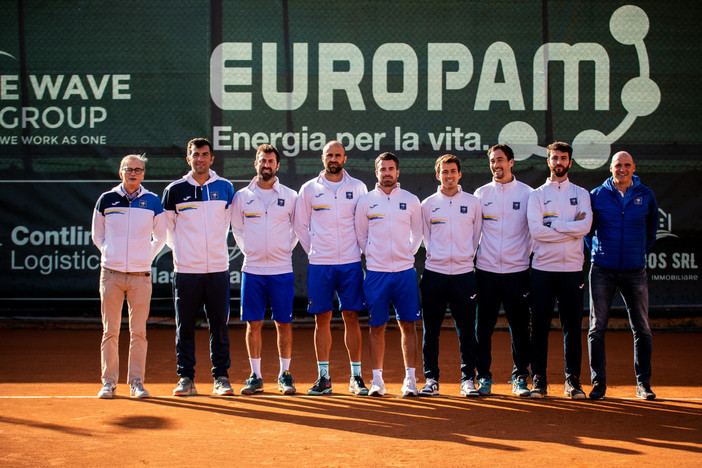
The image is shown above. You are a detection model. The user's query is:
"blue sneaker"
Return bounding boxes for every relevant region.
[477,377,493,396]
[277,370,296,395]
[240,373,264,395]
[511,375,530,397]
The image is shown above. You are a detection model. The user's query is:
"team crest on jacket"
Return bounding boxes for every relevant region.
[346,191,353,199]
[399,202,406,210]
[460,206,467,213]
[139,200,147,208]
[513,201,520,210]
[570,197,577,205]
[211,191,220,200]
[278,198,285,206]
[634,197,642,205]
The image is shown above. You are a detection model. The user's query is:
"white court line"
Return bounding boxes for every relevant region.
[1,395,701,401]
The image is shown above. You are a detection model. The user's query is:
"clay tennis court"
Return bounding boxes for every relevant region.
[1,321,700,466]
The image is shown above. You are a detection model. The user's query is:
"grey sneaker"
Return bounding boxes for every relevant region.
[241,373,264,395]
[564,376,586,400]
[277,370,296,395]
[349,375,369,396]
[129,379,150,398]
[460,379,480,397]
[173,377,197,396]
[213,376,234,396]
[419,378,439,396]
[636,382,656,400]
[477,377,493,396]
[511,375,530,397]
[98,382,116,399]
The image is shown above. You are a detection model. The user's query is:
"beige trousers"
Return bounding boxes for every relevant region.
[99,268,152,385]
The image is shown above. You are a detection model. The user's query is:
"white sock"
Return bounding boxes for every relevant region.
[406,367,416,380]
[279,357,291,378]
[372,369,383,381]
[250,358,262,378]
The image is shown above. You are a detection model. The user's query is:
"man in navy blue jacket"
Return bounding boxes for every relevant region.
[586,151,658,400]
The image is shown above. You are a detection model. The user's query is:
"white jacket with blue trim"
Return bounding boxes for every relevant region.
[91,184,166,273]
[231,177,298,275]
[294,169,367,265]
[355,184,422,273]
[421,186,482,275]
[474,176,533,274]
[162,170,234,274]
[527,177,592,272]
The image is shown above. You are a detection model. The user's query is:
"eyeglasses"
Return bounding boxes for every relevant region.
[122,167,144,175]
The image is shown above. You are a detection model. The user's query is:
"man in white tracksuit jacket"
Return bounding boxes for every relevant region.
[355,152,423,397]
[294,141,369,396]
[231,144,298,396]
[419,154,482,398]
[474,144,533,397]
[527,141,592,400]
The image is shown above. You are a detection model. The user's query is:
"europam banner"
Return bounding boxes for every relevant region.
[1,1,700,312]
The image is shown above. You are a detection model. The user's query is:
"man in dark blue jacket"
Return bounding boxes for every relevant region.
[586,151,658,400]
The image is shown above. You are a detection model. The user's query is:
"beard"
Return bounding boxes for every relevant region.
[380,177,396,187]
[552,165,569,178]
[258,169,274,181]
[325,162,343,174]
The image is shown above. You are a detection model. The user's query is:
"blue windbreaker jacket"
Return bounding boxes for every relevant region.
[586,175,658,270]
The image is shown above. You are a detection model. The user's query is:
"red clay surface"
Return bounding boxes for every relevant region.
[1,323,701,467]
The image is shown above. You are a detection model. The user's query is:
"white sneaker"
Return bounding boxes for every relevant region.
[460,379,480,397]
[98,382,116,399]
[419,378,439,396]
[129,379,150,398]
[369,378,386,397]
[401,376,418,397]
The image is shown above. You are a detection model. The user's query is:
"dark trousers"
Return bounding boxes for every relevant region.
[530,269,585,381]
[588,264,652,385]
[475,268,531,380]
[173,271,231,380]
[419,269,478,382]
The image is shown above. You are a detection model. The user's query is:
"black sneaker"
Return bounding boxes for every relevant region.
[636,382,656,400]
[349,375,369,396]
[530,375,548,398]
[564,376,586,400]
[589,382,606,400]
[307,376,332,395]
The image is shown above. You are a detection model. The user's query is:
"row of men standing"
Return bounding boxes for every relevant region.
[91,138,658,401]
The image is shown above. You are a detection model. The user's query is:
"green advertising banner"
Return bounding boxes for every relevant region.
[1,1,700,313]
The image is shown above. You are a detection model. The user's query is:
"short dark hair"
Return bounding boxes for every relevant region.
[375,152,399,170]
[187,138,212,155]
[546,141,573,160]
[256,144,280,163]
[434,154,461,173]
[488,144,514,161]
